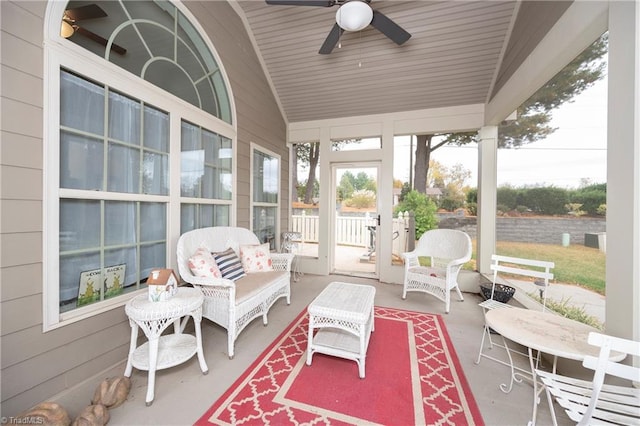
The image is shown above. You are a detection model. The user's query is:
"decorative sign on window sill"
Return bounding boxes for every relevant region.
[78,264,126,307]
[147,268,179,302]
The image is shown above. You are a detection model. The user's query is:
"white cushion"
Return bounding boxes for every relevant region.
[188,246,222,278]
[240,243,274,273]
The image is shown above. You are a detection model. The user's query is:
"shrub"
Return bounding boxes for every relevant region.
[497,186,520,210]
[496,204,510,215]
[466,188,477,204]
[521,187,568,214]
[394,190,438,239]
[345,189,375,208]
[596,204,607,216]
[570,184,607,215]
[466,202,477,216]
[565,203,586,216]
[439,196,463,212]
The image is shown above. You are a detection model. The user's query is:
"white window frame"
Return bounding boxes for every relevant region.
[250,143,281,250]
[43,1,236,331]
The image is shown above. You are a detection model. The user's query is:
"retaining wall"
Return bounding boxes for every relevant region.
[438,216,606,246]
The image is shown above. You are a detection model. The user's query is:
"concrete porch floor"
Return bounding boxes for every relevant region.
[51,273,578,426]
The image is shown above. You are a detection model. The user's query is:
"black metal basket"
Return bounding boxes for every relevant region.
[480,283,515,303]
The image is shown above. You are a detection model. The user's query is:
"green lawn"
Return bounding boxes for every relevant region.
[467,241,606,295]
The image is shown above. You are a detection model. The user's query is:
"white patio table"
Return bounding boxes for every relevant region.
[124,287,208,405]
[306,281,376,378]
[485,307,625,426]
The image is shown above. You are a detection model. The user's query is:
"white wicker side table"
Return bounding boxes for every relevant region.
[306,282,376,378]
[124,287,208,406]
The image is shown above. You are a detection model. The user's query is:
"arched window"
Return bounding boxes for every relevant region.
[61,1,231,123]
[44,1,235,329]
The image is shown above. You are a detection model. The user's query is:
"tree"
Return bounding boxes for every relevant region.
[411,34,608,193]
[295,138,362,204]
[295,142,320,204]
[428,160,472,211]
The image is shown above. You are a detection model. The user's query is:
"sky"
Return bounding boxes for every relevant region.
[393,76,608,189]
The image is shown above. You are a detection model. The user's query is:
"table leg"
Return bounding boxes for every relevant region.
[371,305,375,332]
[145,337,159,406]
[124,323,138,377]
[306,315,314,366]
[527,346,538,426]
[498,335,523,393]
[194,314,209,374]
[359,323,366,379]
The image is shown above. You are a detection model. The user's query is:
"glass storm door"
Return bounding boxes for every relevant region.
[331,163,380,278]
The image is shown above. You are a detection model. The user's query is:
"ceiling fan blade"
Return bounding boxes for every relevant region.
[319,23,344,54]
[370,10,411,45]
[266,0,336,6]
[65,4,107,21]
[75,26,127,55]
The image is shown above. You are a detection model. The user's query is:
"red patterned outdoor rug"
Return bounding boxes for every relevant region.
[195,306,484,426]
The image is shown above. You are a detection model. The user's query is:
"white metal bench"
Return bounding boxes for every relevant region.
[476,254,554,369]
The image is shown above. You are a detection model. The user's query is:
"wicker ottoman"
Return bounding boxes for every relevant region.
[306,281,376,378]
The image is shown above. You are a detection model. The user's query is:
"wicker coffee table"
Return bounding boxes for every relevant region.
[306,281,376,378]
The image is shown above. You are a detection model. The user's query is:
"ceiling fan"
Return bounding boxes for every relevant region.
[265,0,411,54]
[61,4,127,55]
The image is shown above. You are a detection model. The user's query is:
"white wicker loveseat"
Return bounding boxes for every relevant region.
[176,226,293,359]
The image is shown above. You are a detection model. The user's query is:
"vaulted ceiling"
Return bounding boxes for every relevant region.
[234,1,572,123]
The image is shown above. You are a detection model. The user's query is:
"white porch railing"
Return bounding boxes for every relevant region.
[290,212,412,256]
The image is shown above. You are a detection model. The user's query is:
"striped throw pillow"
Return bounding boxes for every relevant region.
[212,248,246,281]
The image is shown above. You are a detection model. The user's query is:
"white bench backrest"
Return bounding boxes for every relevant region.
[176,227,260,281]
[490,254,554,283]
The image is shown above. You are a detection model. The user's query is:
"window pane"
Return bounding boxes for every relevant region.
[59,251,100,313]
[253,150,278,203]
[253,206,277,250]
[180,203,230,234]
[181,120,233,200]
[108,144,140,193]
[105,247,137,290]
[140,203,166,241]
[142,151,169,195]
[105,201,137,246]
[60,131,104,190]
[293,142,319,258]
[141,243,166,284]
[108,91,141,144]
[60,70,104,135]
[180,204,196,234]
[331,137,380,151]
[60,199,101,251]
[144,105,169,152]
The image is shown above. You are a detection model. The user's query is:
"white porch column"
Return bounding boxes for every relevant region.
[605,1,639,342]
[477,126,498,275]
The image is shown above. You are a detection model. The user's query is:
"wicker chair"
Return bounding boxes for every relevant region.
[176,227,293,359]
[401,229,472,313]
[536,332,640,426]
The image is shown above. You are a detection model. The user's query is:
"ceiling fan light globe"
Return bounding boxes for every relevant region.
[336,1,373,32]
[60,20,75,38]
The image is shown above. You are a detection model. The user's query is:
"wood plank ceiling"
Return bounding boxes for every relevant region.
[235,0,522,123]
